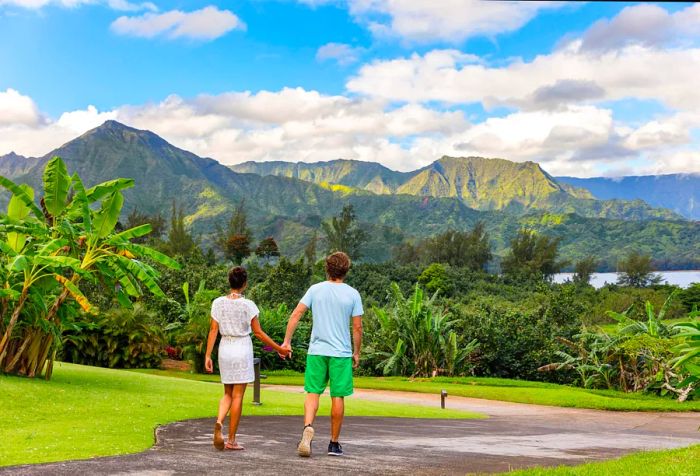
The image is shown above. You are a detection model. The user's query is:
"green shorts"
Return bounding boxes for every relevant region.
[304,354,353,397]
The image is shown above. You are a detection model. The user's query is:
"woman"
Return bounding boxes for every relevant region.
[205,266,290,451]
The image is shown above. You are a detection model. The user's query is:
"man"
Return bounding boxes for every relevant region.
[282,251,363,457]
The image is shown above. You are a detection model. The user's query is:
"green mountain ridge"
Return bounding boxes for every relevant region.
[231,157,680,221]
[2,121,699,268]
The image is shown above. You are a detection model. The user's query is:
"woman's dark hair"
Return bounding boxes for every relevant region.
[228,266,248,290]
[325,252,351,280]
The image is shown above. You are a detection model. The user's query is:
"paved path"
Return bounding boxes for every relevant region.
[4,386,699,475]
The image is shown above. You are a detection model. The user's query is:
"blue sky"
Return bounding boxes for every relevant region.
[1,1,699,177]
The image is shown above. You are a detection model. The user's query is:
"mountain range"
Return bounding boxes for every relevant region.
[1,120,699,269]
[557,175,700,221]
[232,158,681,221]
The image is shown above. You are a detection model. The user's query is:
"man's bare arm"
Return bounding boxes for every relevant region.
[282,302,308,348]
[352,316,363,368]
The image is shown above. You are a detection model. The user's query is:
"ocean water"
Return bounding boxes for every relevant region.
[553,270,700,289]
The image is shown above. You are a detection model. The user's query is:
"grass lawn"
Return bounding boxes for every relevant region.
[0,363,481,467]
[507,444,700,476]
[135,369,700,412]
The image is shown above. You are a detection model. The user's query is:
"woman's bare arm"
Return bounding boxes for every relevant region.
[251,317,289,357]
[204,319,219,373]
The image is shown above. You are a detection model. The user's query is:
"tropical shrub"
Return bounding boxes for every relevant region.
[248,257,312,309]
[364,284,478,377]
[174,281,220,373]
[62,303,164,368]
[253,304,310,372]
[457,294,581,381]
[0,156,179,378]
[542,297,696,401]
[673,313,700,398]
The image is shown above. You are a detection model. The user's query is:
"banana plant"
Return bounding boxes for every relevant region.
[672,311,700,394]
[0,156,180,378]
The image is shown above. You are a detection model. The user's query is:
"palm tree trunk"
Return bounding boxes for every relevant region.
[0,287,29,366]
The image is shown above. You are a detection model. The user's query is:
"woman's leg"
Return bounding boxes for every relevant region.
[214,384,234,450]
[228,383,247,443]
[217,384,234,424]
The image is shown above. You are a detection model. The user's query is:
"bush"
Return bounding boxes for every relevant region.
[62,304,164,369]
[253,304,310,372]
[249,258,312,309]
[363,284,478,377]
[456,294,581,381]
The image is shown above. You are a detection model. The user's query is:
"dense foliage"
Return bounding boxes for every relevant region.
[0,157,178,378]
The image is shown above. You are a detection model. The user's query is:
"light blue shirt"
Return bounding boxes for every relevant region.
[301,281,364,358]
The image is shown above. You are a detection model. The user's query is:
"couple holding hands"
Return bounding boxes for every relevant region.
[204,251,363,457]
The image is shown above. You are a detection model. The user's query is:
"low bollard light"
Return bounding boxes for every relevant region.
[253,358,262,405]
[441,389,448,409]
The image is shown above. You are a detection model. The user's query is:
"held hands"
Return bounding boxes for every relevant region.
[278,342,293,360]
[205,356,214,373]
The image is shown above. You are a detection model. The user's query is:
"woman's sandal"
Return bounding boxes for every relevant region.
[213,422,225,451]
[225,441,245,451]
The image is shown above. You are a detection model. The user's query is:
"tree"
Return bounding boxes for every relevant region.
[422,223,492,270]
[617,250,661,288]
[0,156,179,378]
[303,230,318,264]
[322,204,367,260]
[226,234,251,265]
[573,256,598,285]
[392,241,419,265]
[165,202,196,257]
[125,208,165,243]
[501,229,567,280]
[255,236,281,261]
[217,201,253,263]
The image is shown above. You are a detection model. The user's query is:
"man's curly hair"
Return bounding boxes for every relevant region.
[325,252,351,280]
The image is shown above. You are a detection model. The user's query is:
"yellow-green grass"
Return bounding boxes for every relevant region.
[134,369,700,412]
[506,445,700,476]
[0,363,481,467]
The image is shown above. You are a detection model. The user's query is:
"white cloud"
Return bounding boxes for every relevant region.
[110,6,245,40]
[316,42,364,65]
[0,88,44,126]
[347,4,700,112]
[580,3,700,52]
[326,0,562,43]
[348,45,700,112]
[0,0,156,10]
[107,0,156,12]
[4,87,700,177]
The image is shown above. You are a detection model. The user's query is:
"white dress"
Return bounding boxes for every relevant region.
[211,296,260,384]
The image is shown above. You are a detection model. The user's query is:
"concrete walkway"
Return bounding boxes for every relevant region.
[4,386,699,475]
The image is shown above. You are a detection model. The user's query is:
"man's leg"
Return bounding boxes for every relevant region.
[327,357,353,455]
[299,355,329,457]
[304,392,320,426]
[330,397,344,442]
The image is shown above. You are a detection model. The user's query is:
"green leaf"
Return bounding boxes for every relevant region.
[66,173,92,233]
[0,240,18,257]
[122,242,181,269]
[110,224,152,242]
[0,288,20,299]
[43,156,71,217]
[9,255,29,272]
[115,256,165,298]
[93,191,124,239]
[0,175,42,220]
[85,178,134,203]
[34,255,82,272]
